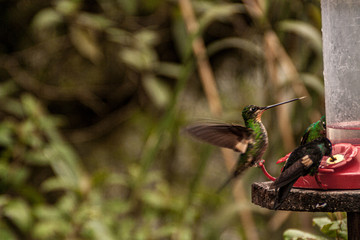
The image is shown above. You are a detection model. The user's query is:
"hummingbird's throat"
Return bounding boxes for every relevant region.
[255,110,265,121]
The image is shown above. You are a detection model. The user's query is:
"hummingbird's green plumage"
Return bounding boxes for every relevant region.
[233,105,269,175]
[185,97,305,191]
[300,115,326,145]
[272,137,333,209]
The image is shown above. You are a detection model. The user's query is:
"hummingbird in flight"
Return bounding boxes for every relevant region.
[185,97,305,191]
[271,137,333,210]
[300,115,326,145]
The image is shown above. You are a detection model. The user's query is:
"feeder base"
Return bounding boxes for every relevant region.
[252,181,360,212]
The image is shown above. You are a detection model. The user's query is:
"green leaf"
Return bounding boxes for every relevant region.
[300,73,324,95]
[77,13,114,30]
[12,168,30,186]
[141,189,169,209]
[55,0,81,16]
[198,3,244,34]
[119,47,157,71]
[33,220,71,239]
[25,149,50,165]
[278,20,322,55]
[283,229,327,240]
[134,30,158,47]
[207,37,263,58]
[0,196,10,207]
[143,75,171,108]
[91,170,126,188]
[155,62,182,79]
[21,94,43,118]
[0,163,30,187]
[19,120,35,142]
[42,177,77,192]
[57,193,77,214]
[3,199,32,232]
[313,217,332,231]
[118,29,158,71]
[33,205,63,220]
[18,120,43,148]
[70,25,103,64]
[313,216,348,239]
[0,121,14,147]
[313,217,340,237]
[0,81,18,98]
[83,220,115,240]
[44,143,84,189]
[106,28,132,45]
[31,8,63,31]
[1,97,24,117]
[171,15,189,61]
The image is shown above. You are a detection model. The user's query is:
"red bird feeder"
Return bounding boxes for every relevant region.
[274,143,360,190]
[252,1,360,239]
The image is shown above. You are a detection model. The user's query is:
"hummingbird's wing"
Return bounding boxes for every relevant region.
[300,129,310,145]
[271,152,321,209]
[271,157,310,210]
[272,157,310,189]
[185,123,253,153]
[300,120,326,145]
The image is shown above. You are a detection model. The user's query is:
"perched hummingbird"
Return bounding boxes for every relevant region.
[271,137,333,210]
[185,97,305,191]
[300,115,326,145]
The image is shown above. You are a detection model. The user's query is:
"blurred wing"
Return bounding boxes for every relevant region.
[185,123,253,153]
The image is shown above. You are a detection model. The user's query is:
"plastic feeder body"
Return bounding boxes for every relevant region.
[322,0,360,145]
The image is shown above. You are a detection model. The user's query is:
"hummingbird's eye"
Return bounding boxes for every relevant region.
[322,121,326,129]
[250,107,256,112]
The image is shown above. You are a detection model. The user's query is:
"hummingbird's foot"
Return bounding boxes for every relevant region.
[315,173,328,190]
[257,159,266,167]
[276,153,290,164]
[258,159,276,181]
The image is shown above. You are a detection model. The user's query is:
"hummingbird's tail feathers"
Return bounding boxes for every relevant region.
[272,160,307,209]
[272,160,307,189]
[216,175,234,193]
[216,161,251,193]
[273,181,296,210]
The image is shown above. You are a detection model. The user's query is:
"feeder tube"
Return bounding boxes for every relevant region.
[322,0,360,144]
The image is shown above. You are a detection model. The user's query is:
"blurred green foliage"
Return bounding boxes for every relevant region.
[284,213,347,240]
[0,0,335,239]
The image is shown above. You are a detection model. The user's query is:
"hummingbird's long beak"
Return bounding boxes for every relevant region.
[261,96,306,110]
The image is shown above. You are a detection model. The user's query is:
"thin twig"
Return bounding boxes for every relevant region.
[178,0,222,117]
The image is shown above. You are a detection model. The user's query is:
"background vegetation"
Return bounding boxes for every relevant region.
[0,0,345,239]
